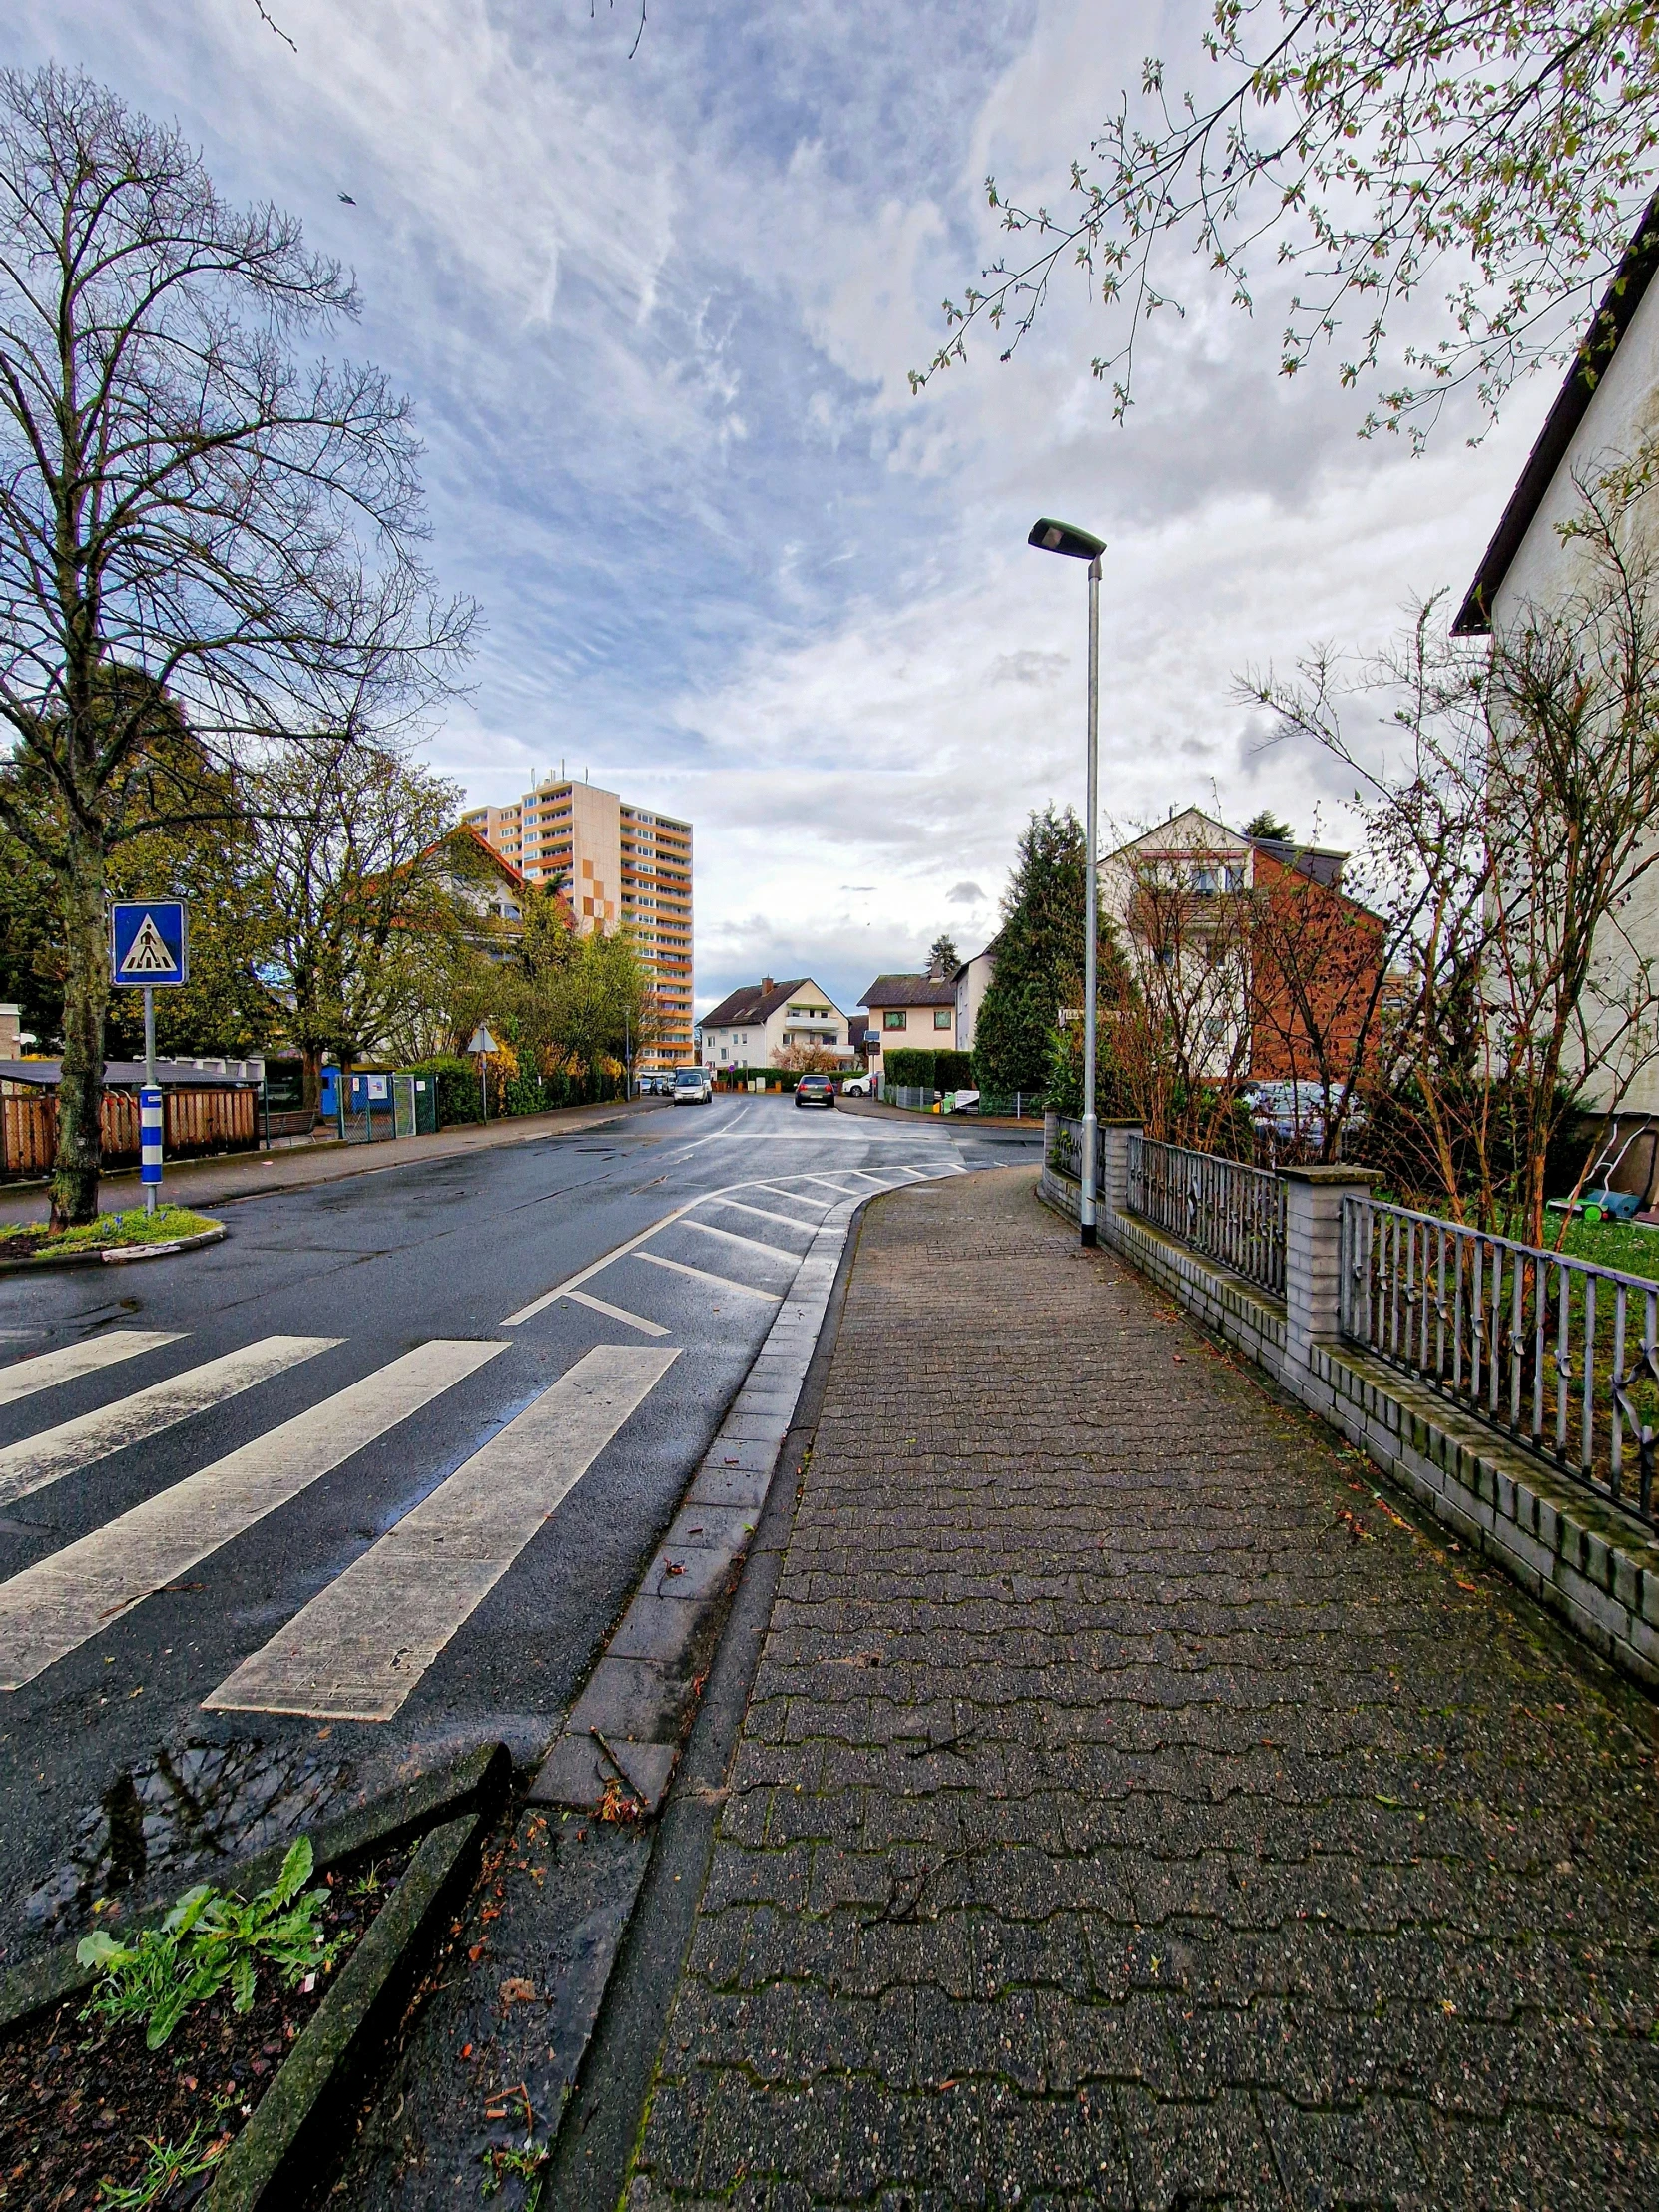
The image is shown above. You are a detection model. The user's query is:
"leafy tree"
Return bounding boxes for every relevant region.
[973,805,1125,1098]
[0,677,278,1061]
[1242,810,1293,842]
[917,2,1659,440]
[926,933,960,976]
[508,893,660,1099]
[0,66,468,1224]
[248,744,477,1099]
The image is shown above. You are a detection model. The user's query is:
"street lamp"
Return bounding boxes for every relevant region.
[1028,515,1107,1247]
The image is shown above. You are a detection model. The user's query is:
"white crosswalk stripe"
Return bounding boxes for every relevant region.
[0,1340,503,1690]
[0,1331,184,1409]
[0,1337,338,1513]
[206,1344,679,1721]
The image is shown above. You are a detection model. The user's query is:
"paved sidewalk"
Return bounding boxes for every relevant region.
[0,1095,669,1223]
[627,1165,1659,2210]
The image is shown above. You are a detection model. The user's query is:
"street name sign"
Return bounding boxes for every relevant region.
[111,901,189,987]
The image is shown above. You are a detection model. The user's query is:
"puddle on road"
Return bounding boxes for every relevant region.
[25,1736,352,1929]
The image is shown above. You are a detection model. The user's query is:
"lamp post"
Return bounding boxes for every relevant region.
[1028,516,1107,1247]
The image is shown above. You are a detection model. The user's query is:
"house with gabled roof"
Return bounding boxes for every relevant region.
[698,977,853,1071]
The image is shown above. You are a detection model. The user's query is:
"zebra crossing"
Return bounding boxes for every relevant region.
[0,1161,961,1720]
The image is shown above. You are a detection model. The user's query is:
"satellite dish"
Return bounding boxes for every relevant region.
[467,1026,499,1055]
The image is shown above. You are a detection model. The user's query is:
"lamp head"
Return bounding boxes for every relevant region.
[1028,517,1106,560]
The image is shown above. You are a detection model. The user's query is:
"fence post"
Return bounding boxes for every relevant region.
[1281,1166,1379,1368]
[1097,1121,1142,1231]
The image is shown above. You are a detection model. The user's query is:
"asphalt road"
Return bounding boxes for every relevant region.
[0,1094,1039,1970]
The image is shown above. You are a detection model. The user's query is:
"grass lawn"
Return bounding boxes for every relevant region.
[1549,1213,1659,1281]
[0,1205,221,1261]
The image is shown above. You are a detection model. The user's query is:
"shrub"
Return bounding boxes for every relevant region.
[882,1048,936,1090]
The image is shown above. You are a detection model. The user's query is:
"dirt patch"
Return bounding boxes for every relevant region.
[0,1849,406,2210]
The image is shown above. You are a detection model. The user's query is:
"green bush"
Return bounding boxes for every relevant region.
[882,1048,936,1090]
[408,1055,483,1126]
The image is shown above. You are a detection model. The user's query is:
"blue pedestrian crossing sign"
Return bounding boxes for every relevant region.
[111,901,189,987]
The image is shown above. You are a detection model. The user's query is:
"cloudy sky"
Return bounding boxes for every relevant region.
[16,0,1556,1021]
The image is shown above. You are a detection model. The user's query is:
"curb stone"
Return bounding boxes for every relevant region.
[200,1809,492,2212]
[0,1222,226,1277]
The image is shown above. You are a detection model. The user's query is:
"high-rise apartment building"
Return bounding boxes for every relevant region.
[460,777,693,1070]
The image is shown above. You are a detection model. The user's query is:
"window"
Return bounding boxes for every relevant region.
[883,1009,906,1031]
[933,1009,951,1030]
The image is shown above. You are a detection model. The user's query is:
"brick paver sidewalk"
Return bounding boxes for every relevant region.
[628,1165,1659,2210]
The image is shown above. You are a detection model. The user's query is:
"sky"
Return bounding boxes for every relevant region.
[14,0,1562,1024]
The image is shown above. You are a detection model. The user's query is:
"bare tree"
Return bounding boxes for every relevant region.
[1254,460,1659,1239]
[916,2,1659,441]
[1100,840,1256,1154]
[0,66,470,1224]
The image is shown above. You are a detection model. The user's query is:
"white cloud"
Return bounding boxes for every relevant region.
[10,0,1557,1028]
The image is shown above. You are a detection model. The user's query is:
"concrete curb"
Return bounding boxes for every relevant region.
[528,1189,868,1816]
[542,1179,882,2207]
[0,1222,226,1277]
[200,1807,495,2211]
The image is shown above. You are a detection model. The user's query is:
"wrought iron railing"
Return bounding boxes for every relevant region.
[1341,1193,1659,1526]
[1126,1135,1287,1297]
[1047,1116,1089,1188]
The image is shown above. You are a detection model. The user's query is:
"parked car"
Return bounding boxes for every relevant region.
[1241,1079,1364,1155]
[795,1073,835,1110]
[672,1066,713,1105]
[840,1071,873,1096]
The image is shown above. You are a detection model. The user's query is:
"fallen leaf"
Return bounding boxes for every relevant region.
[468,1942,486,1963]
[499,1978,536,2006]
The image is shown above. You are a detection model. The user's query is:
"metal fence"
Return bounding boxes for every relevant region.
[1126,1134,1287,1297]
[1341,1192,1659,1526]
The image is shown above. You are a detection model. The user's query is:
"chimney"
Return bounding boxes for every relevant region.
[761,976,774,993]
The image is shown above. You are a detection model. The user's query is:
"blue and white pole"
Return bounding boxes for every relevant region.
[142,983,160,1216]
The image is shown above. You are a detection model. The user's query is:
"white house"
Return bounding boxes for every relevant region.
[1453,195,1659,1111]
[698,977,854,1070]
[953,941,998,1053]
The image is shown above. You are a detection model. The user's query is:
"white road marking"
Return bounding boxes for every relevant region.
[747,1183,832,1210]
[0,1338,339,1512]
[206,1344,679,1720]
[633,1251,781,1300]
[0,1331,184,1410]
[0,1340,503,1690]
[704,1196,815,1232]
[799,1173,868,1195]
[680,1220,799,1263]
[564,1288,669,1337]
[500,1208,681,1325]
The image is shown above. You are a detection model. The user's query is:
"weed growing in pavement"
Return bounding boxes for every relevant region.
[77,1837,346,2049]
[481,2135,550,2205]
[349,1858,387,1901]
[94,2111,232,2207]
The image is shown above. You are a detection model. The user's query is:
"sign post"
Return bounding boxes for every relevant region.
[110,902,189,1216]
[466,1026,499,1125]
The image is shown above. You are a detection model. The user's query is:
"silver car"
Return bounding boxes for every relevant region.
[673,1066,713,1105]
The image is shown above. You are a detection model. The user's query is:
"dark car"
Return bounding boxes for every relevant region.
[794,1073,835,1109]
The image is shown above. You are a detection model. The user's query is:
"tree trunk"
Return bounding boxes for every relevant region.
[51,831,110,1229]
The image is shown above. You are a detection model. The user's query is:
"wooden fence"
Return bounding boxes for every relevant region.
[1,1085,258,1180]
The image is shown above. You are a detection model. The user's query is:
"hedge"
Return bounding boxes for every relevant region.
[881,1048,973,1093]
[404,1056,622,1126]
